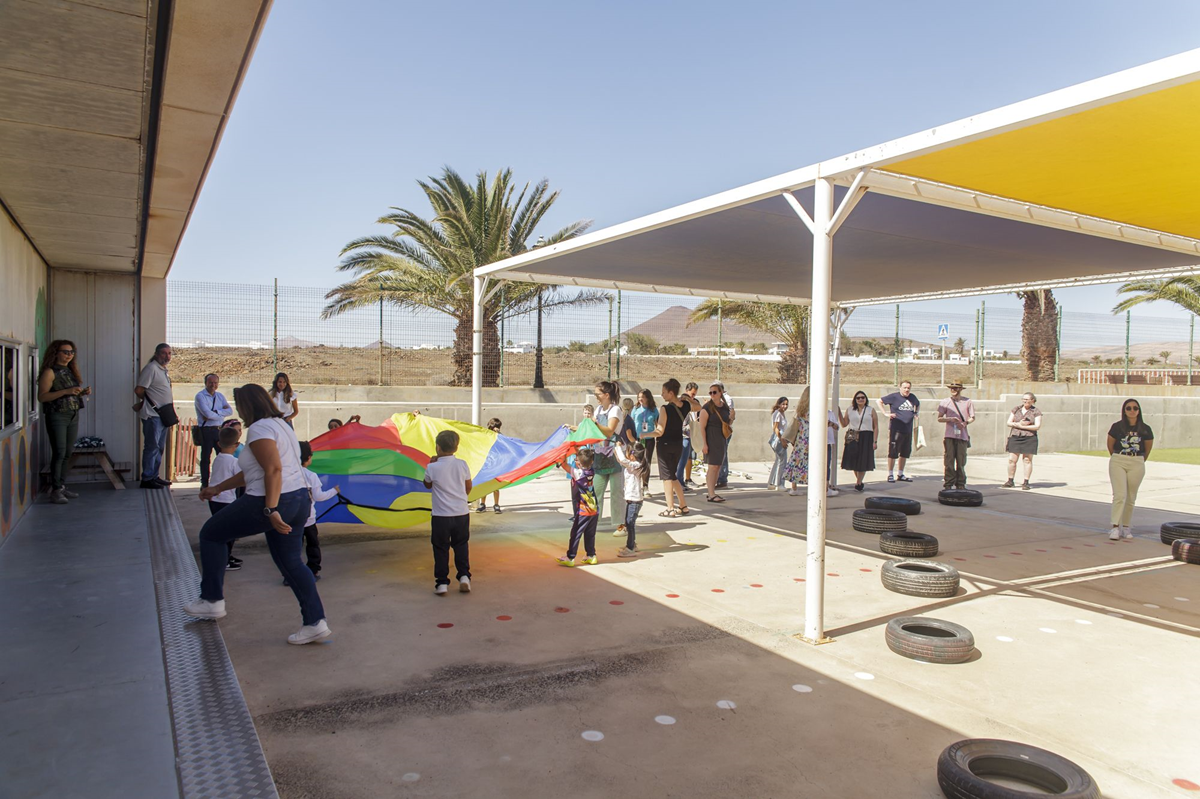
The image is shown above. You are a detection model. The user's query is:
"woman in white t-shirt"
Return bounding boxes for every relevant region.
[839,391,877,492]
[270,372,299,427]
[767,397,790,490]
[589,380,625,531]
[187,383,329,645]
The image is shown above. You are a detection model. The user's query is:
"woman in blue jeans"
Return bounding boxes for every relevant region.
[37,340,91,504]
[186,383,331,645]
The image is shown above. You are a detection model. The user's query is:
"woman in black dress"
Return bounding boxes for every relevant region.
[648,378,701,516]
[839,391,876,491]
[698,383,732,503]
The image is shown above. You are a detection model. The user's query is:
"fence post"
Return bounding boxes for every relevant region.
[499,285,506,387]
[717,299,723,382]
[974,309,980,387]
[272,278,278,375]
[893,304,899,386]
[1124,310,1131,384]
[1189,314,1195,387]
[378,295,384,386]
[616,290,622,381]
[1054,303,1063,382]
[979,300,986,381]
[607,295,613,380]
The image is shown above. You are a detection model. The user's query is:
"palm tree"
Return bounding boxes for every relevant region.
[1015,290,1059,382]
[953,337,966,356]
[1113,276,1200,315]
[1159,350,1172,363]
[322,167,605,386]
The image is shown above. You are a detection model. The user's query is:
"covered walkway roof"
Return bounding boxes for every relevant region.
[476,48,1200,306]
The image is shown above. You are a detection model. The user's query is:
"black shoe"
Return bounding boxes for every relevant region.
[154,477,172,487]
[226,559,241,571]
[282,578,290,587]
[855,483,864,492]
[1002,479,1015,488]
[1021,481,1031,491]
[139,480,164,489]
[897,475,913,482]
[715,482,729,489]
[228,556,243,566]
[313,573,321,581]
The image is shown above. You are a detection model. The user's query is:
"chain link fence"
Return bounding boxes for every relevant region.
[167,280,1199,387]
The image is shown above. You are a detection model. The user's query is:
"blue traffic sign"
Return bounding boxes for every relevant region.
[937,324,950,340]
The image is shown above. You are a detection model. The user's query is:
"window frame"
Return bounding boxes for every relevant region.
[0,338,22,438]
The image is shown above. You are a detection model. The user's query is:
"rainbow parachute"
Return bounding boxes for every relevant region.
[308,413,606,528]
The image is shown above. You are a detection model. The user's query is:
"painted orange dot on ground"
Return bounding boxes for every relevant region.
[953,557,967,561]
[827,573,839,577]
[1035,549,1048,552]
[666,593,680,598]
[1084,543,1096,547]
[711,589,725,593]
[1061,546,1074,549]
[750,584,764,588]
[437,623,454,629]
[554,607,570,613]
[859,568,872,572]
[496,615,512,621]
[1173,778,1200,790]
[1010,552,1023,555]
[609,600,624,605]
[794,578,806,582]
[984,555,997,559]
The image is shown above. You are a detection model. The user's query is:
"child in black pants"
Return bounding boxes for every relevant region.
[423,430,473,595]
[284,441,340,586]
[558,448,599,567]
[207,427,243,569]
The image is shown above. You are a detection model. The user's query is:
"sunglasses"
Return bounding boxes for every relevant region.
[59,349,75,355]
[709,390,721,395]
[1124,405,1138,411]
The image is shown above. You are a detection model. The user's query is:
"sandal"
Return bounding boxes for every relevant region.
[707,495,726,503]
[678,505,691,515]
[659,509,681,517]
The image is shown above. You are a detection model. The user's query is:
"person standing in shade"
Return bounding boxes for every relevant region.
[1107,398,1153,541]
[134,343,174,489]
[675,382,700,489]
[270,372,299,427]
[630,390,659,493]
[194,373,232,488]
[878,381,920,483]
[1003,392,1042,490]
[937,381,975,490]
[589,381,625,532]
[840,391,877,492]
[37,340,91,504]
[767,396,790,490]
[699,383,732,502]
[187,383,329,645]
[714,381,736,488]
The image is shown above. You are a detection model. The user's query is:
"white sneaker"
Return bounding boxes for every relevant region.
[612,524,626,538]
[435,584,448,595]
[288,619,331,645]
[1108,528,1121,541]
[459,576,471,593]
[183,598,226,619]
[62,487,80,499]
[50,488,68,505]
[1121,527,1133,539]
[826,488,839,497]
[766,485,777,491]
[788,488,798,496]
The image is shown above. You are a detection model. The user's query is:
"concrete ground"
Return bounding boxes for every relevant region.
[175,453,1200,798]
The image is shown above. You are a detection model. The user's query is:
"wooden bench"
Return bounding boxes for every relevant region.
[65,446,127,490]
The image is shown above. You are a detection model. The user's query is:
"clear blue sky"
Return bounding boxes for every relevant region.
[171,0,1200,326]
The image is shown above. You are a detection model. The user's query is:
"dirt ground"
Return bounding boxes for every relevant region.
[175,454,1200,798]
[170,346,1040,387]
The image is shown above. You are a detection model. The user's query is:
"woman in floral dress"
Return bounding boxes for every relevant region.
[782,387,810,495]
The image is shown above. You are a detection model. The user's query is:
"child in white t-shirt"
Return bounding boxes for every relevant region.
[282,441,340,586]
[477,417,505,514]
[423,430,473,596]
[208,427,243,571]
[613,441,648,558]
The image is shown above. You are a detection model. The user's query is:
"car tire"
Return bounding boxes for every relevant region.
[1160,522,1200,545]
[885,616,974,664]
[881,559,959,597]
[938,488,983,507]
[936,738,1101,799]
[1171,538,1200,565]
[865,496,921,515]
[852,508,908,534]
[880,531,939,558]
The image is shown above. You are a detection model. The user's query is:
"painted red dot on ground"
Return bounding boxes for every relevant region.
[666,593,680,598]
[609,600,624,605]
[827,573,840,577]
[794,578,806,582]
[495,615,512,621]
[1061,546,1074,549]
[749,584,764,588]
[984,555,998,559]
[437,623,454,629]
[554,607,570,613]
[1084,543,1096,547]
[1173,778,1200,791]
[711,589,725,593]
[1010,552,1023,556]
[1035,549,1048,552]
[953,557,967,561]
[859,568,872,573]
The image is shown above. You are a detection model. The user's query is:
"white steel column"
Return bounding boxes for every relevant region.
[804,177,835,644]
[471,274,485,426]
[829,310,846,491]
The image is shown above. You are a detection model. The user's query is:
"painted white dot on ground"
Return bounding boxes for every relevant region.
[401,773,420,782]
[996,636,1014,642]
[499,756,512,763]
[1039,628,1057,634]
[1174,597,1190,602]
[854,672,875,681]
[1143,603,1161,609]
[581,731,605,742]
[655,715,676,725]
[792,684,813,693]
[716,700,737,710]
[1074,619,1092,625]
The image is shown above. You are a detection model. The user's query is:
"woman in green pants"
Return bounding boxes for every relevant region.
[37,340,90,504]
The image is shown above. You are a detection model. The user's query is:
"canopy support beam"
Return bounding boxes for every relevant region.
[471,274,487,426]
[781,191,816,235]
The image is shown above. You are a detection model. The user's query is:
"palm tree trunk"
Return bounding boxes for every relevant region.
[778,340,809,382]
[1018,290,1059,382]
[451,306,500,388]
[533,290,545,389]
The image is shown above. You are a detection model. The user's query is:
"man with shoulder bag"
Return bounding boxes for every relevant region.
[134,343,177,489]
[936,381,975,490]
[193,373,233,488]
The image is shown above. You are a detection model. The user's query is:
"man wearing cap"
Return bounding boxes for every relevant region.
[937,381,975,489]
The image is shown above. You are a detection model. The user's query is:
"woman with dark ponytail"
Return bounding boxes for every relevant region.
[589,380,625,531]
[1106,398,1153,540]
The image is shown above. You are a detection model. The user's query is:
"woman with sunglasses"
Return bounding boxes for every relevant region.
[1106,398,1153,540]
[839,390,877,492]
[37,340,91,505]
[698,383,732,502]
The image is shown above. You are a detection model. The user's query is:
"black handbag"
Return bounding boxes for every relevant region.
[154,401,180,428]
[191,425,203,446]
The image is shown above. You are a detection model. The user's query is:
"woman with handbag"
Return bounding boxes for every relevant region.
[37,340,92,504]
[781,388,810,496]
[767,396,790,490]
[1003,392,1041,490]
[590,380,626,530]
[698,383,732,502]
[839,391,877,492]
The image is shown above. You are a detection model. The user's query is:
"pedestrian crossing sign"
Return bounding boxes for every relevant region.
[937,324,949,340]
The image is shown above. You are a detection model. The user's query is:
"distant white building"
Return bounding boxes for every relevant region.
[688,346,737,356]
[767,343,789,355]
[970,348,998,358]
[504,341,534,354]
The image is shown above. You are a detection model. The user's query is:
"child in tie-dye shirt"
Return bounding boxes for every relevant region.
[558,448,599,567]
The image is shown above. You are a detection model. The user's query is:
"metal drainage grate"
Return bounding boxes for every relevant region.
[145,490,278,799]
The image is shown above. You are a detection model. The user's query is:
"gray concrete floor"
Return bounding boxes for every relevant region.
[0,486,180,799]
[175,454,1200,798]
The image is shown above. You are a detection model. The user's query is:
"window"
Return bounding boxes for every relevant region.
[1,343,18,434]
[29,350,39,417]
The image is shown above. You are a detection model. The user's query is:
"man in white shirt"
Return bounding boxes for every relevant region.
[133,343,175,489]
[194,372,233,488]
